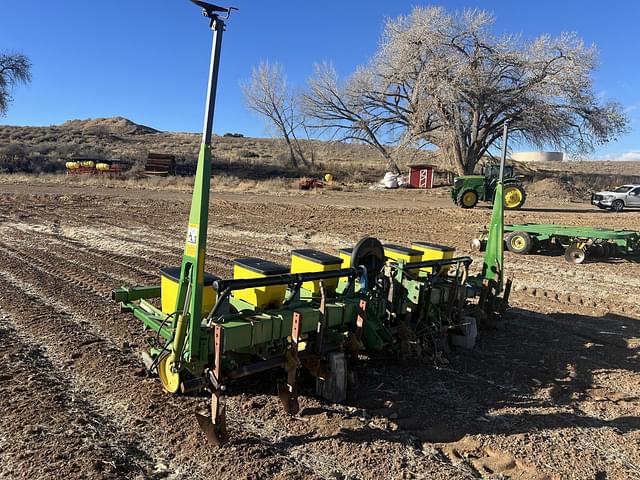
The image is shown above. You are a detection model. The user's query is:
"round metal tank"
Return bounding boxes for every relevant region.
[512,151,563,162]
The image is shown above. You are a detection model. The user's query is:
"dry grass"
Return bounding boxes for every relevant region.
[0,119,403,181]
[1,118,639,193]
[0,172,305,194]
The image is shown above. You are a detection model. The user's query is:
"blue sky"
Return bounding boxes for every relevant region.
[1,0,639,160]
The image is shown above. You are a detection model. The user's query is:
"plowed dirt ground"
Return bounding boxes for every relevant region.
[0,179,638,480]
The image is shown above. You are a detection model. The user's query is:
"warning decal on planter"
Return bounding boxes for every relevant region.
[185,223,198,257]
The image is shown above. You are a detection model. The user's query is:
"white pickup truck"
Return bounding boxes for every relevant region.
[591,184,640,212]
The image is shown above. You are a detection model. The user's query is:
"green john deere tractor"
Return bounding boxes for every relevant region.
[451,164,526,210]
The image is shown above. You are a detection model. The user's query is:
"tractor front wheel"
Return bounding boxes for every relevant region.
[506,231,533,254]
[504,185,527,209]
[457,189,479,209]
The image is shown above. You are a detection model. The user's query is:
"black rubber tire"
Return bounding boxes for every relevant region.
[565,246,586,264]
[351,236,385,285]
[611,200,624,212]
[506,231,533,254]
[456,189,478,209]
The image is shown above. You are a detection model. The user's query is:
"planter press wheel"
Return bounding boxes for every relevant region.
[564,245,586,264]
[158,352,182,394]
[351,236,385,286]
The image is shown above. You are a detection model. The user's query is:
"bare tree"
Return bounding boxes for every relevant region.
[242,61,309,167]
[304,7,627,175]
[0,52,31,117]
[368,6,628,174]
[304,62,409,174]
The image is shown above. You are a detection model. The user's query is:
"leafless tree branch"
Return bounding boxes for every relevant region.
[241,61,311,167]
[0,52,32,117]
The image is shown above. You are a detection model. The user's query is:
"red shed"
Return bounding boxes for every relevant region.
[408,164,435,189]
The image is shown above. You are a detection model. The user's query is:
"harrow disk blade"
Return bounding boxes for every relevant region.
[564,246,586,264]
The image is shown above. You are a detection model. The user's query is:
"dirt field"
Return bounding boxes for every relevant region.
[0,178,638,480]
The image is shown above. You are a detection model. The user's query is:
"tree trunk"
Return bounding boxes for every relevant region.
[381,151,401,175]
[451,142,466,176]
[463,143,483,175]
[290,132,310,167]
[282,133,299,168]
[463,152,476,174]
[453,141,480,175]
[387,159,401,175]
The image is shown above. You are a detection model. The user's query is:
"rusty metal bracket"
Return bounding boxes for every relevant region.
[278,311,301,415]
[195,323,229,446]
[213,324,223,380]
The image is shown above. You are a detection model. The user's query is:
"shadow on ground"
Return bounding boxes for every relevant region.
[230,308,639,452]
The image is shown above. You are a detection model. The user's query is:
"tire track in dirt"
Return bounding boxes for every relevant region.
[93,229,234,274]
[0,231,487,479]
[84,224,291,278]
[0,241,117,300]
[11,226,161,283]
[0,311,159,479]
[0,296,168,478]
[10,228,156,287]
[0,268,395,479]
[0,232,395,479]
[0,265,316,479]
[461,250,640,317]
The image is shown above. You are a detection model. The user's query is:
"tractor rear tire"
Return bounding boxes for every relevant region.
[457,189,479,209]
[506,231,533,254]
[504,185,527,210]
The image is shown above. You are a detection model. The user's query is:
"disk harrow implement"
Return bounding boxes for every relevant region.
[473,223,640,264]
[112,1,511,446]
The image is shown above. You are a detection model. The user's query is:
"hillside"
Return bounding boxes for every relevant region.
[0,117,411,181]
[0,117,638,193]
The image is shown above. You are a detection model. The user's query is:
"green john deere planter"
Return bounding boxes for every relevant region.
[112,1,512,446]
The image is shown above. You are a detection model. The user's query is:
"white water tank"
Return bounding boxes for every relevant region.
[512,151,563,162]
